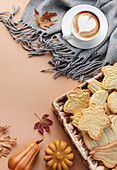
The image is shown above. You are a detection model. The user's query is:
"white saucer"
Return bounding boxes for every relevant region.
[62,5,108,49]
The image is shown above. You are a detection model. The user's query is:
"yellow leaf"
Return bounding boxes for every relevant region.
[33,9,57,30]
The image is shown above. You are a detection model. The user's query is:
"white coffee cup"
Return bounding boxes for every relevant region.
[63,9,101,42]
[62,5,108,49]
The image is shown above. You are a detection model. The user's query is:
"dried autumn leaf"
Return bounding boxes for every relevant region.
[42,114,49,119]
[0,125,9,136]
[33,9,57,30]
[0,126,16,158]
[34,113,53,134]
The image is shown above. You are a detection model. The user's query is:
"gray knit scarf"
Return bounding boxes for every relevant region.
[0,0,117,81]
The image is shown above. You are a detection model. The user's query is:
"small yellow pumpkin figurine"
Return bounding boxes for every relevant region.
[44,140,74,170]
[8,139,43,170]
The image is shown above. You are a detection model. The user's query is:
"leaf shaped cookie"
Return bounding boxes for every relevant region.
[78,104,111,140]
[102,63,117,90]
[64,87,90,115]
[90,141,117,168]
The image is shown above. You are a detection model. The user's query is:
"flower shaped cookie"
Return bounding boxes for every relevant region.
[78,104,111,140]
[64,87,90,115]
[44,140,74,170]
[102,63,117,90]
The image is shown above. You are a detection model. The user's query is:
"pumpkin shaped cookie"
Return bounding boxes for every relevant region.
[82,126,117,150]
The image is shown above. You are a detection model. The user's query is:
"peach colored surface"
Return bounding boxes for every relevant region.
[0,0,88,170]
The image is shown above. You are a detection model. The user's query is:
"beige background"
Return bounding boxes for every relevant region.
[0,0,87,169]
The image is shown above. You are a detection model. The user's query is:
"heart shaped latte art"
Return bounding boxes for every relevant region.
[78,14,96,33]
[72,12,100,39]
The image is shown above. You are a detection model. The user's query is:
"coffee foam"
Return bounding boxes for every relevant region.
[72,11,100,39]
[78,14,96,33]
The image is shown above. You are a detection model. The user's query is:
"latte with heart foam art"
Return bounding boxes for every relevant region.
[72,11,100,40]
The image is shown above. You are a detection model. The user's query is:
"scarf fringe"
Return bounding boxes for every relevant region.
[0,6,104,81]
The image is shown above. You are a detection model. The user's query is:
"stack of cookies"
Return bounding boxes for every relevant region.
[64,63,117,169]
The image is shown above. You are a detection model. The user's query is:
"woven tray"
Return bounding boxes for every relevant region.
[52,73,116,170]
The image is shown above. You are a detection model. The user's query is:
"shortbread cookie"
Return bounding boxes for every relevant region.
[102,63,117,90]
[70,113,82,127]
[109,115,117,130]
[78,104,111,140]
[64,87,90,115]
[90,141,117,168]
[89,90,112,115]
[86,78,103,94]
[107,91,117,114]
[89,90,108,108]
[82,126,117,150]
[105,103,112,115]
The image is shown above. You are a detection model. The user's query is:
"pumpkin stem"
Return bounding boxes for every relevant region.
[36,139,43,145]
